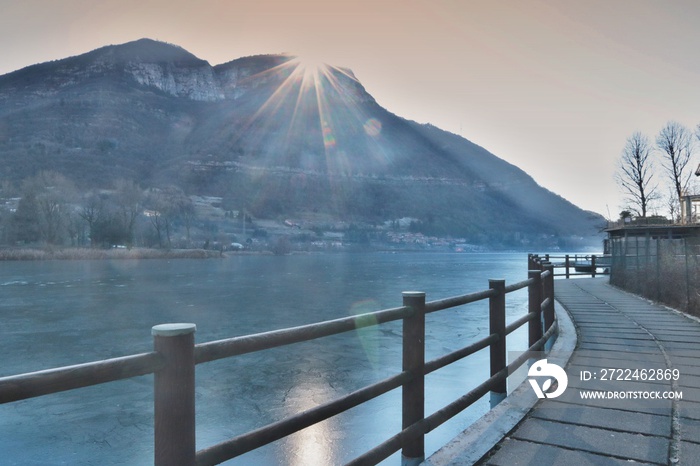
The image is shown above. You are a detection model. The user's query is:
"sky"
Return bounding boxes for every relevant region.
[1,0,699,218]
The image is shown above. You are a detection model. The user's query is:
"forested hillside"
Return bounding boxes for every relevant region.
[0,39,604,251]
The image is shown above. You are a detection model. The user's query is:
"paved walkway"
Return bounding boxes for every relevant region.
[426,278,700,465]
[476,278,700,465]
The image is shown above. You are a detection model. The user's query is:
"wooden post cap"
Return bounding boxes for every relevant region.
[151,323,197,337]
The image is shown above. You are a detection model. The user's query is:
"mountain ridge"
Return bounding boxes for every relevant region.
[0,38,604,248]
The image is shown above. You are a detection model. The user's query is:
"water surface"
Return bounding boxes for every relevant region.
[0,252,532,465]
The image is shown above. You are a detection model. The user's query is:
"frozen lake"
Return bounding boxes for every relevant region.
[0,252,532,465]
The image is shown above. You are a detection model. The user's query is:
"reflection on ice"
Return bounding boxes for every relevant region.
[282,380,338,466]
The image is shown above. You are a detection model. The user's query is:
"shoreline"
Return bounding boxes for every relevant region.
[0,246,601,261]
[0,247,226,261]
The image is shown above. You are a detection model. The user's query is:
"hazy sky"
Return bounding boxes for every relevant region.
[2,0,699,217]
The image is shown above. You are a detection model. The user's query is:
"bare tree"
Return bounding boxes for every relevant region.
[656,121,694,208]
[79,190,105,247]
[177,195,196,245]
[11,189,41,243]
[664,187,681,222]
[615,132,657,218]
[695,123,700,177]
[113,179,143,247]
[15,171,77,245]
[146,186,190,248]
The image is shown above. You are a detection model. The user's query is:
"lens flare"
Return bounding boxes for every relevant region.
[350,299,381,368]
[231,50,391,191]
[322,123,336,149]
[363,118,382,137]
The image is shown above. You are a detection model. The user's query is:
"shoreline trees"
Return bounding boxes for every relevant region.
[2,172,198,250]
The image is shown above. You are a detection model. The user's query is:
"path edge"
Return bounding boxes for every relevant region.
[422,299,577,466]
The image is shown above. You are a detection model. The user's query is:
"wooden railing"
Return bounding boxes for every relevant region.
[529,253,611,279]
[0,257,558,466]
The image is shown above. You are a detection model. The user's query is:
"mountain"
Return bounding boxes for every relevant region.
[0,38,604,248]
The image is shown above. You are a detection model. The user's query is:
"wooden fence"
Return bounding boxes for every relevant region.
[530,253,611,279]
[0,256,558,466]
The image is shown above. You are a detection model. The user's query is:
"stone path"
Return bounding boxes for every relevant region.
[477,278,700,465]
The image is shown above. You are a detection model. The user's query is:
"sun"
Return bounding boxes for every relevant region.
[294,53,326,70]
[290,52,328,79]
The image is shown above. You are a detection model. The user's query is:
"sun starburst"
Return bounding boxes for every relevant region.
[290,54,327,81]
[230,51,386,187]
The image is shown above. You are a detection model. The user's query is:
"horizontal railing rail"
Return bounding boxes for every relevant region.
[194,305,411,364]
[424,288,497,313]
[529,253,611,278]
[0,255,559,466]
[0,352,164,403]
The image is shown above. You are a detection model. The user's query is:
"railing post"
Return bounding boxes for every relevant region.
[489,279,506,407]
[542,264,555,350]
[565,254,570,279]
[591,255,597,278]
[528,270,543,348]
[153,323,197,466]
[401,292,426,466]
